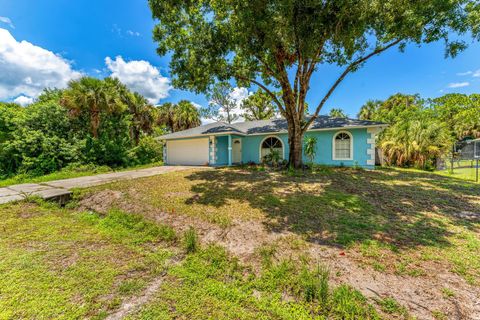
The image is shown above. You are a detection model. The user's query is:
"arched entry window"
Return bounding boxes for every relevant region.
[333,131,353,160]
[260,136,284,161]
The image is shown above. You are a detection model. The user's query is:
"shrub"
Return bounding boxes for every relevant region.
[262,149,281,167]
[0,102,81,176]
[127,136,163,165]
[304,136,318,169]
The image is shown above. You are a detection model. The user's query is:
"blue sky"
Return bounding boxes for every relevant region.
[1,0,479,116]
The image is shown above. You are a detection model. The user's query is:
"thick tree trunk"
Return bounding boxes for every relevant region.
[287,121,304,169]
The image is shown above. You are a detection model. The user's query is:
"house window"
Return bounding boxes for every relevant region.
[333,132,352,160]
[260,136,283,161]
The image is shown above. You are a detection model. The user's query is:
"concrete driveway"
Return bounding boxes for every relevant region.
[0,166,206,205]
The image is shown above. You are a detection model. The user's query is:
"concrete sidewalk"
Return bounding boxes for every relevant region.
[0,166,203,205]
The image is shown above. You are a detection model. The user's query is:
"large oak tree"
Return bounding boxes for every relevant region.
[149,0,479,168]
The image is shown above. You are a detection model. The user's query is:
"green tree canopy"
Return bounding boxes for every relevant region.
[157,100,201,132]
[124,92,155,145]
[149,0,479,167]
[174,100,202,131]
[203,82,240,124]
[61,77,127,139]
[430,93,480,139]
[0,81,162,177]
[328,108,347,118]
[380,108,452,169]
[357,100,382,120]
[240,89,277,121]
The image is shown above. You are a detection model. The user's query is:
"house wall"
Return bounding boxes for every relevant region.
[215,136,230,165]
[303,128,371,167]
[164,127,377,168]
[241,134,289,163]
[240,128,374,168]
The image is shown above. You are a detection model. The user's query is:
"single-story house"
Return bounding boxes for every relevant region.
[158,117,387,168]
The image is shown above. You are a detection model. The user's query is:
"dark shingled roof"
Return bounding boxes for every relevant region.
[159,116,387,140]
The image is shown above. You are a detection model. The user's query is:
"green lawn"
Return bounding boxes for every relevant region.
[437,166,479,182]
[435,159,480,183]
[0,199,380,319]
[2,166,479,319]
[0,200,175,319]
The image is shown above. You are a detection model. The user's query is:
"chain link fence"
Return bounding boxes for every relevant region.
[448,138,480,182]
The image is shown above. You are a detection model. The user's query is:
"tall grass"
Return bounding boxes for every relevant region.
[183,226,199,253]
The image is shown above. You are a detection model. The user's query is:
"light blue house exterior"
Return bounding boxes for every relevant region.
[159,117,387,168]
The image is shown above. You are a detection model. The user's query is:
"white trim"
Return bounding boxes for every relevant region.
[259,135,285,163]
[366,128,379,165]
[332,130,353,161]
[209,136,217,165]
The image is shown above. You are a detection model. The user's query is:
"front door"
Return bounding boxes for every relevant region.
[232,139,242,164]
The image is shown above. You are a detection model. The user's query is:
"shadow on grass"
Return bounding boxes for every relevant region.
[184,167,480,249]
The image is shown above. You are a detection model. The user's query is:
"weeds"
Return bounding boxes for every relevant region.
[378,297,408,316]
[257,244,277,268]
[441,287,455,298]
[183,226,198,253]
[300,264,330,304]
[83,209,177,244]
[118,279,146,296]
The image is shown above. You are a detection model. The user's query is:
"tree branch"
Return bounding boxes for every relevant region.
[236,75,285,115]
[303,39,402,132]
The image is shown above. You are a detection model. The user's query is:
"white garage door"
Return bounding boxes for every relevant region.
[167,138,209,165]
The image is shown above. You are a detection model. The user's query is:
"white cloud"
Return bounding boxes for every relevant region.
[105,56,171,104]
[0,17,14,29]
[457,69,480,77]
[0,28,81,101]
[447,82,470,88]
[126,30,141,37]
[13,95,34,106]
[457,71,472,76]
[229,87,249,102]
[229,87,249,122]
[207,87,250,123]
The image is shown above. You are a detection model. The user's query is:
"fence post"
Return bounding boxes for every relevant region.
[476,159,479,183]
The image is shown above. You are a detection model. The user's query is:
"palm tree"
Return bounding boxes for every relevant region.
[157,102,176,132]
[124,92,154,145]
[61,77,126,138]
[357,100,381,120]
[173,100,201,131]
[328,108,347,118]
[380,112,451,169]
[157,100,201,133]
